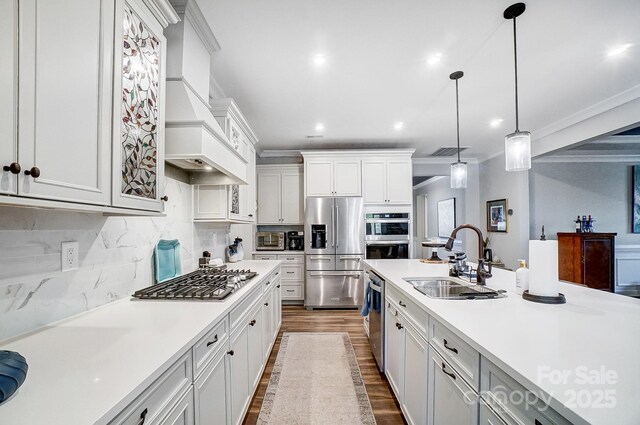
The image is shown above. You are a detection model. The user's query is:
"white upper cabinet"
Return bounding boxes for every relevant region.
[305,160,333,196]
[362,156,413,205]
[111,0,168,211]
[18,0,115,205]
[0,0,17,196]
[361,160,386,203]
[257,165,303,225]
[304,157,362,197]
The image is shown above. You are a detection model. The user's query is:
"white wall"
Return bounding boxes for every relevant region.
[478,153,530,269]
[0,176,231,341]
[530,161,640,245]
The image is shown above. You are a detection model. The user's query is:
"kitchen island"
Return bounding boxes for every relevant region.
[365,259,640,425]
[0,260,282,425]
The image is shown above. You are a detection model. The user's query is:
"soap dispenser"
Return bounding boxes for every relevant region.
[515,259,529,295]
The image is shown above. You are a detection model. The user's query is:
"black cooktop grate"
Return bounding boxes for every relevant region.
[132,269,258,300]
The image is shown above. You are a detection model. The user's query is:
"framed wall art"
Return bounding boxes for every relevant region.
[437,198,456,237]
[487,198,508,233]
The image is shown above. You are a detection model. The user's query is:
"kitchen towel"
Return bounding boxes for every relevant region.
[528,240,560,297]
[0,351,28,404]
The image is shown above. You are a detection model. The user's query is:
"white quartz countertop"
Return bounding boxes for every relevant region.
[0,260,281,425]
[252,250,304,254]
[364,259,640,425]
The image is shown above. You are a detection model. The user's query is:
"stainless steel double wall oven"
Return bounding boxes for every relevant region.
[365,212,410,259]
[305,197,365,308]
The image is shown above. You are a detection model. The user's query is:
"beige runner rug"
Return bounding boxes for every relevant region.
[257,332,377,425]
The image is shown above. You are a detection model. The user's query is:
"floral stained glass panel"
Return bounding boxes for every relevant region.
[120,6,160,199]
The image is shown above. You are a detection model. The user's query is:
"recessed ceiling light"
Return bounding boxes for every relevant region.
[394,122,404,130]
[489,118,504,128]
[203,165,213,171]
[315,123,325,132]
[607,43,632,57]
[313,54,326,65]
[427,54,442,65]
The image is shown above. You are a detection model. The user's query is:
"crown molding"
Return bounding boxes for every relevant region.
[533,154,640,163]
[413,176,446,190]
[300,149,416,158]
[259,150,302,158]
[170,0,220,54]
[142,0,180,27]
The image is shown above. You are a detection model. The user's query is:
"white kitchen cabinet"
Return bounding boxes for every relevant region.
[385,303,405,402]
[247,304,264,392]
[194,345,229,425]
[362,158,412,205]
[0,0,18,196]
[229,323,250,425]
[257,165,303,224]
[210,98,258,160]
[261,288,275,361]
[403,323,429,425]
[194,185,228,220]
[18,0,114,205]
[479,399,508,425]
[111,0,168,211]
[273,276,282,337]
[427,349,478,425]
[158,388,194,425]
[304,159,361,197]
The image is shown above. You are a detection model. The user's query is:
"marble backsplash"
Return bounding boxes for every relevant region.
[0,177,233,341]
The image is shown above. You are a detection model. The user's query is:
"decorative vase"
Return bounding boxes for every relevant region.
[0,351,28,403]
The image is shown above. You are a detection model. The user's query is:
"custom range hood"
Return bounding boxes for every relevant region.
[164,0,247,184]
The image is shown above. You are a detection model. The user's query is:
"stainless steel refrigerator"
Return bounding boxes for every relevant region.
[305,197,365,308]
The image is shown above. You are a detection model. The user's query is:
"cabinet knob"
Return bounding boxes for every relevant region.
[277,285,281,288]
[249,319,256,326]
[24,166,40,178]
[395,322,403,330]
[161,195,169,202]
[264,302,269,306]
[227,350,234,356]
[3,162,21,175]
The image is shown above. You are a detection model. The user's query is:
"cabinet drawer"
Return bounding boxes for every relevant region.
[264,268,281,290]
[281,265,303,281]
[430,318,480,390]
[480,358,572,425]
[281,285,303,299]
[277,254,304,263]
[229,284,262,333]
[479,399,507,425]
[386,284,429,338]
[253,254,277,260]
[109,353,192,425]
[192,317,229,379]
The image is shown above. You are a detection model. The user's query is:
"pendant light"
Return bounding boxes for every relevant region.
[450,71,467,189]
[503,2,531,171]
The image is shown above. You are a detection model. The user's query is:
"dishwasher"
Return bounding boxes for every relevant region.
[366,270,385,372]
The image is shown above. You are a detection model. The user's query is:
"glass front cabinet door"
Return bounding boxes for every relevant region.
[112,0,167,212]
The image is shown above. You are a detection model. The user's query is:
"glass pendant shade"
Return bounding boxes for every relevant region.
[505,130,531,171]
[450,161,468,189]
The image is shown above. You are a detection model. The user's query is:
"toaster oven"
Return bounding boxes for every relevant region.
[256,232,285,251]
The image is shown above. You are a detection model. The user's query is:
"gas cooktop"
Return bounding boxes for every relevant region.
[132,268,258,301]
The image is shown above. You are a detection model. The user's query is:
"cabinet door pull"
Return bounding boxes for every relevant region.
[249,319,256,326]
[399,301,407,307]
[395,322,403,330]
[534,421,542,425]
[248,214,253,217]
[227,350,234,356]
[266,280,271,286]
[287,257,295,260]
[206,334,218,347]
[24,166,40,178]
[443,339,458,354]
[3,162,20,174]
[136,408,148,425]
[286,271,295,274]
[441,362,456,380]
[264,302,269,306]
[286,289,294,292]
[277,284,281,288]
[160,195,168,202]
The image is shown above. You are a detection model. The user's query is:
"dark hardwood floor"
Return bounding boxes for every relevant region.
[243,306,406,425]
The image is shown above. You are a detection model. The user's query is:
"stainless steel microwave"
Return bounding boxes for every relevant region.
[256,232,285,251]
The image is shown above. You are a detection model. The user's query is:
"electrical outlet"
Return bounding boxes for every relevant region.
[61,241,79,272]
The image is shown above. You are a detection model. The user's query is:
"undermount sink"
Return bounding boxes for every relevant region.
[403,277,506,300]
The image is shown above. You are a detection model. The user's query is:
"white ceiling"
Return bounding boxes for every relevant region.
[199,0,640,159]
